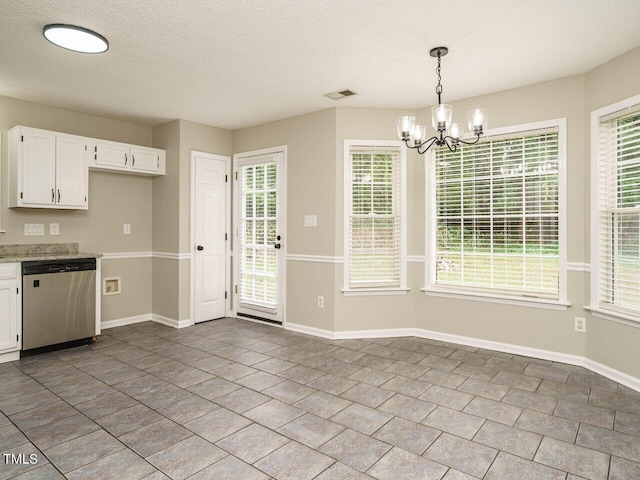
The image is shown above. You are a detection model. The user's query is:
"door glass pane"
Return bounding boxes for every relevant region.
[239,162,278,309]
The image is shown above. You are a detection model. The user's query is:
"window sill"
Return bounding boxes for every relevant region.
[585,306,640,328]
[342,287,410,297]
[421,287,570,310]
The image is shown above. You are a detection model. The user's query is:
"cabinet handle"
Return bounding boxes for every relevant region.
[125,154,128,166]
[132,155,135,167]
[57,190,60,203]
[51,188,55,203]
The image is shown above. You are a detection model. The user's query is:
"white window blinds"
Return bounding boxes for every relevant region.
[347,146,403,288]
[596,109,640,316]
[432,128,560,298]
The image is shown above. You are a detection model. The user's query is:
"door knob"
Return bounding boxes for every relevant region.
[274,243,281,249]
[196,245,204,251]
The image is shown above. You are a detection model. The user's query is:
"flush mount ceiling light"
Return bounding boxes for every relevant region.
[43,24,109,54]
[397,47,487,153]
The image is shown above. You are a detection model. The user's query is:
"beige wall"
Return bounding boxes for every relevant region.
[0,95,154,323]
[231,47,640,383]
[4,43,640,382]
[582,46,640,377]
[415,75,587,356]
[151,119,232,322]
[233,109,338,329]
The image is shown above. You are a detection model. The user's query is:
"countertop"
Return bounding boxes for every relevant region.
[0,243,102,263]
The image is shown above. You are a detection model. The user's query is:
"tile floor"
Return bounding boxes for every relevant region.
[1,318,640,479]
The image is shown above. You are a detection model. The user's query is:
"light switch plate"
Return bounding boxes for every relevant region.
[24,224,45,236]
[124,224,131,235]
[49,223,60,235]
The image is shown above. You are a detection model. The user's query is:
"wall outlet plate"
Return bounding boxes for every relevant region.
[305,215,317,227]
[317,295,324,308]
[49,223,60,235]
[124,224,131,235]
[574,317,586,333]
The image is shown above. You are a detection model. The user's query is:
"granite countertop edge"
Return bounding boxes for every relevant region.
[0,252,103,263]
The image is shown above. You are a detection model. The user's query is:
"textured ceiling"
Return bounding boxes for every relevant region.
[1,0,640,130]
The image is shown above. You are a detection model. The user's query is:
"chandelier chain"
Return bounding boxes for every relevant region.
[435,52,443,103]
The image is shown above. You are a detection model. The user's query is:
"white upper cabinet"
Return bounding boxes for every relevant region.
[9,127,88,209]
[93,140,165,175]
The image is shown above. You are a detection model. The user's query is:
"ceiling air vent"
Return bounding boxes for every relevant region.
[324,89,357,100]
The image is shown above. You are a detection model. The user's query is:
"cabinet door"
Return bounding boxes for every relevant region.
[22,130,56,205]
[0,279,18,353]
[96,141,129,168]
[56,135,88,208]
[130,147,159,173]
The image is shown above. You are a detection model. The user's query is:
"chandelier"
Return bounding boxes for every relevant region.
[397,47,487,153]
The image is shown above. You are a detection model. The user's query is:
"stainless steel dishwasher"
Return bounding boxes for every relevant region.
[22,258,96,352]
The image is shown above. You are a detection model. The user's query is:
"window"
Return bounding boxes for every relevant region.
[426,120,566,302]
[344,140,407,292]
[592,96,640,319]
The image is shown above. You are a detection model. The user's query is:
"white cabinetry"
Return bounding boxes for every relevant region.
[9,127,88,209]
[0,264,20,358]
[92,140,165,175]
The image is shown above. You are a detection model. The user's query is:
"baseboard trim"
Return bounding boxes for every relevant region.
[101,314,151,329]
[413,328,584,367]
[151,314,192,329]
[101,314,192,330]
[0,351,20,363]
[284,322,639,392]
[584,358,640,393]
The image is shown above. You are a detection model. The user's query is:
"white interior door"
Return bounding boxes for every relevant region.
[235,148,286,325]
[193,152,230,323]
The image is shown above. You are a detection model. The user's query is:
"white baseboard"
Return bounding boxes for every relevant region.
[151,313,192,329]
[285,322,336,339]
[284,322,639,392]
[414,328,584,367]
[0,351,20,363]
[101,313,192,330]
[101,314,152,329]
[584,358,640,393]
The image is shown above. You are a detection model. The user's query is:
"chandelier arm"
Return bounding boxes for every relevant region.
[416,136,439,155]
[455,134,483,146]
[444,139,458,153]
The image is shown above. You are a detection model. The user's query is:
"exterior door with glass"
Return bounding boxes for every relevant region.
[234,149,285,324]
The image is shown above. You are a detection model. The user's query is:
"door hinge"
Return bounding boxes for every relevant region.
[16,287,19,294]
[17,335,19,341]
[225,291,228,299]
[235,285,238,294]
[235,171,238,180]
[95,146,97,153]
[21,135,23,142]
[225,174,228,182]
[20,192,23,199]
[85,145,87,151]
[225,233,228,241]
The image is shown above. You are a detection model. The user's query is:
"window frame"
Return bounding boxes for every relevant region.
[423,118,568,307]
[343,139,408,295]
[589,94,640,324]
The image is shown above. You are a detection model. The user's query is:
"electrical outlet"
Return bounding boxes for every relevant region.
[317,296,324,308]
[124,224,131,235]
[305,215,317,227]
[574,317,587,333]
[49,223,60,235]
